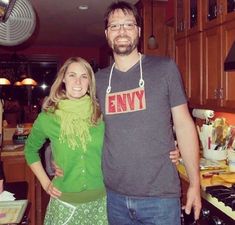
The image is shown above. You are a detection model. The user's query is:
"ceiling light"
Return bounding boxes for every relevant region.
[78,5,88,10]
[14,81,22,86]
[21,78,37,86]
[148,0,158,50]
[0,78,11,85]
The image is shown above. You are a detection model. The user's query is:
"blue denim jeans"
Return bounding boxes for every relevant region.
[107,189,181,225]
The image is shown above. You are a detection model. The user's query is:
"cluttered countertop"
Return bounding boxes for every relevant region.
[178,109,235,222]
[0,123,32,157]
[177,158,235,220]
[1,142,25,157]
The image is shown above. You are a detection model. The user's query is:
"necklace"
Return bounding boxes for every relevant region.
[106,53,145,94]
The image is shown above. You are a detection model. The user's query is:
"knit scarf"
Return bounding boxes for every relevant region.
[55,95,92,151]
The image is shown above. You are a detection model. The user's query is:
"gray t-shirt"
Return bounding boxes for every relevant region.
[96,55,187,197]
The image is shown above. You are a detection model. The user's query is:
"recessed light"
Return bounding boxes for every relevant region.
[78,5,88,10]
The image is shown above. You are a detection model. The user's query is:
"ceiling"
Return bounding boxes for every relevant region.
[29,0,139,48]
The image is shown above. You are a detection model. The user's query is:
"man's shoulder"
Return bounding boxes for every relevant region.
[143,55,178,71]
[144,55,173,64]
[95,66,111,78]
[95,66,112,89]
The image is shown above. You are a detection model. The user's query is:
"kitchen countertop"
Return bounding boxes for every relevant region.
[1,147,234,220]
[177,161,235,220]
[1,123,32,157]
[0,141,25,157]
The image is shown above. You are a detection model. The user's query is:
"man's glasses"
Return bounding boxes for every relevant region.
[107,23,137,31]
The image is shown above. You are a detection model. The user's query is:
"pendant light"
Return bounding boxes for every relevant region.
[148,0,158,49]
[0,78,11,85]
[21,78,37,86]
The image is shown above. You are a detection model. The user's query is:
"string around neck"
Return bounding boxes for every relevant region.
[106,53,144,94]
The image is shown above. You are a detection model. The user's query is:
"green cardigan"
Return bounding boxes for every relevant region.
[24,112,105,203]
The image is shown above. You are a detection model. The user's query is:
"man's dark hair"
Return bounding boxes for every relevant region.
[104,1,141,29]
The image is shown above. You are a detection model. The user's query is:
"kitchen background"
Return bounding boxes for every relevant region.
[1,0,235,125]
[1,0,235,225]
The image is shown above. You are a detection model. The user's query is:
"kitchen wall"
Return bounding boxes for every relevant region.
[0,45,102,67]
[0,44,108,125]
[214,112,235,125]
[165,0,174,22]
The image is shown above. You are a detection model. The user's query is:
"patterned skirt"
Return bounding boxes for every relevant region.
[44,196,108,225]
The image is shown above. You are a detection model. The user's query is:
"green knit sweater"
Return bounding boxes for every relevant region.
[24,111,105,203]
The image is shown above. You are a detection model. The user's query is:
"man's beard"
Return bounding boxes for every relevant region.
[108,35,139,56]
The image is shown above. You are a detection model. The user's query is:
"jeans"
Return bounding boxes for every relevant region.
[107,189,181,225]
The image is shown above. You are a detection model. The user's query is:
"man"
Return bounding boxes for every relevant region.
[95,1,201,224]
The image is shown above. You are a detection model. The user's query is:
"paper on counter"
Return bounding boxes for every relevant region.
[3,144,24,151]
[0,191,15,201]
[199,158,227,170]
[0,200,28,224]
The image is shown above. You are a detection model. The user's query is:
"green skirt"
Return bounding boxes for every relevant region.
[44,196,108,225]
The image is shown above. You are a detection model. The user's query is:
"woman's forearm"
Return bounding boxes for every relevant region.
[30,161,51,191]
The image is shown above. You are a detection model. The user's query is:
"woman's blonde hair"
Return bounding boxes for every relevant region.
[42,57,101,124]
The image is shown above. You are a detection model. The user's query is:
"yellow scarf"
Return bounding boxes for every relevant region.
[55,95,92,151]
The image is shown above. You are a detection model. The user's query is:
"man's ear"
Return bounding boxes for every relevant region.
[138,27,141,38]
[105,30,108,39]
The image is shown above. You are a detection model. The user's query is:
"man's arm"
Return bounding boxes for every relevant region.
[171,103,201,220]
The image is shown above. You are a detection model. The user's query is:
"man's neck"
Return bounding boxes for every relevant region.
[113,50,140,72]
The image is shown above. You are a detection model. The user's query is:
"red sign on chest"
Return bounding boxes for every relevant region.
[105,87,146,115]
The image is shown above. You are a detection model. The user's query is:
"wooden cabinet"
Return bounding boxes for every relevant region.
[175,38,188,96]
[188,0,203,35]
[175,0,188,39]
[174,0,235,111]
[203,26,222,108]
[202,0,235,29]
[221,20,235,110]
[188,33,203,107]
[202,0,223,29]
[1,149,49,225]
[203,19,235,111]
[174,1,203,108]
[222,0,235,22]
[1,151,36,225]
[175,34,203,108]
[175,0,202,40]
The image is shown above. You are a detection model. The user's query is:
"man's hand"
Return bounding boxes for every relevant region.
[169,148,180,165]
[52,161,64,177]
[183,185,202,220]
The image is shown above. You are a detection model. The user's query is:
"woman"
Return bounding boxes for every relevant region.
[24,57,107,225]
